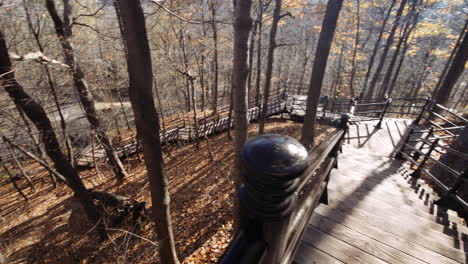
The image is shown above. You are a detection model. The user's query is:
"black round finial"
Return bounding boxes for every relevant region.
[337,113,350,129]
[241,134,308,178]
[239,134,308,221]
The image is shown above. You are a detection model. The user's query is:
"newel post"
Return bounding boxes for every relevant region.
[239,134,308,264]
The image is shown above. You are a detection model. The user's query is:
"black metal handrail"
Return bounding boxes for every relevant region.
[218,115,349,264]
[396,128,468,214]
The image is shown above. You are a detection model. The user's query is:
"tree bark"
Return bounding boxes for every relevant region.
[433,19,468,98]
[45,0,128,182]
[209,1,219,114]
[0,30,104,238]
[348,0,360,98]
[255,0,264,107]
[232,0,253,231]
[301,0,343,149]
[360,0,396,97]
[367,0,408,97]
[259,0,282,134]
[379,1,419,97]
[115,1,180,263]
[433,27,468,108]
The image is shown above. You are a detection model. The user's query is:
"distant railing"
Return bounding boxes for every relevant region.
[218,114,349,264]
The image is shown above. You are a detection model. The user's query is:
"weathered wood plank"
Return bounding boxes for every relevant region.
[309,213,428,264]
[327,187,468,243]
[314,205,465,264]
[301,226,388,264]
[293,242,344,264]
[323,195,468,256]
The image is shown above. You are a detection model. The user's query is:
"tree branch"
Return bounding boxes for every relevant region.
[149,0,231,25]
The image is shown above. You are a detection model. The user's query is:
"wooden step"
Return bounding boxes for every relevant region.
[328,177,462,226]
[293,242,344,264]
[300,226,388,264]
[314,204,466,263]
[326,187,468,244]
[324,192,467,249]
[309,213,432,264]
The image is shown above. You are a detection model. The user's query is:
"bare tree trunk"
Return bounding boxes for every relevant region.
[115,1,180,263]
[23,0,73,164]
[248,21,257,103]
[379,1,420,97]
[367,0,408,97]
[232,0,253,231]
[388,14,419,97]
[259,0,282,134]
[434,28,468,108]
[348,0,360,98]
[45,0,128,182]
[360,0,396,97]
[301,0,343,149]
[255,0,264,107]
[0,30,105,238]
[433,19,468,98]
[209,1,219,114]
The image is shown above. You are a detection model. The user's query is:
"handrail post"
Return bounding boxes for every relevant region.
[375,98,391,129]
[322,96,329,118]
[395,128,414,160]
[239,134,308,264]
[411,138,439,178]
[350,98,356,116]
[413,97,432,125]
[447,169,467,195]
[413,127,434,161]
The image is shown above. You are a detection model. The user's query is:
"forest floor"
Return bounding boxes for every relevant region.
[0,119,334,264]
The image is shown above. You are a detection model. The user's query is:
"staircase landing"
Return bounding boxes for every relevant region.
[294,119,467,264]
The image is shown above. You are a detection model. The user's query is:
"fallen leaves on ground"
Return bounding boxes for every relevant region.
[0,119,334,264]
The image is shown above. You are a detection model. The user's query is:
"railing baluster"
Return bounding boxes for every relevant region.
[413,127,434,161]
[411,138,439,178]
[413,97,432,125]
[322,96,329,118]
[375,98,391,129]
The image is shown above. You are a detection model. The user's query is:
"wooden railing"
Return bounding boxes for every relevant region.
[218,114,349,264]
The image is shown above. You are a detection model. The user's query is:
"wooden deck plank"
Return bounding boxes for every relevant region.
[314,205,464,264]
[322,196,468,257]
[327,187,467,243]
[293,242,345,264]
[309,213,428,264]
[301,226,389,264]
[328,178,464,227]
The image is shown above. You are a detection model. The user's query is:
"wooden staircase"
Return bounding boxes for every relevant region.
[294,119,467,263]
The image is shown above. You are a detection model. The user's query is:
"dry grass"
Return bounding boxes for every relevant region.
[0,119,334,264]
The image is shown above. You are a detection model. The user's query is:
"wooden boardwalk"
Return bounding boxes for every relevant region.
[294,119,467,264]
